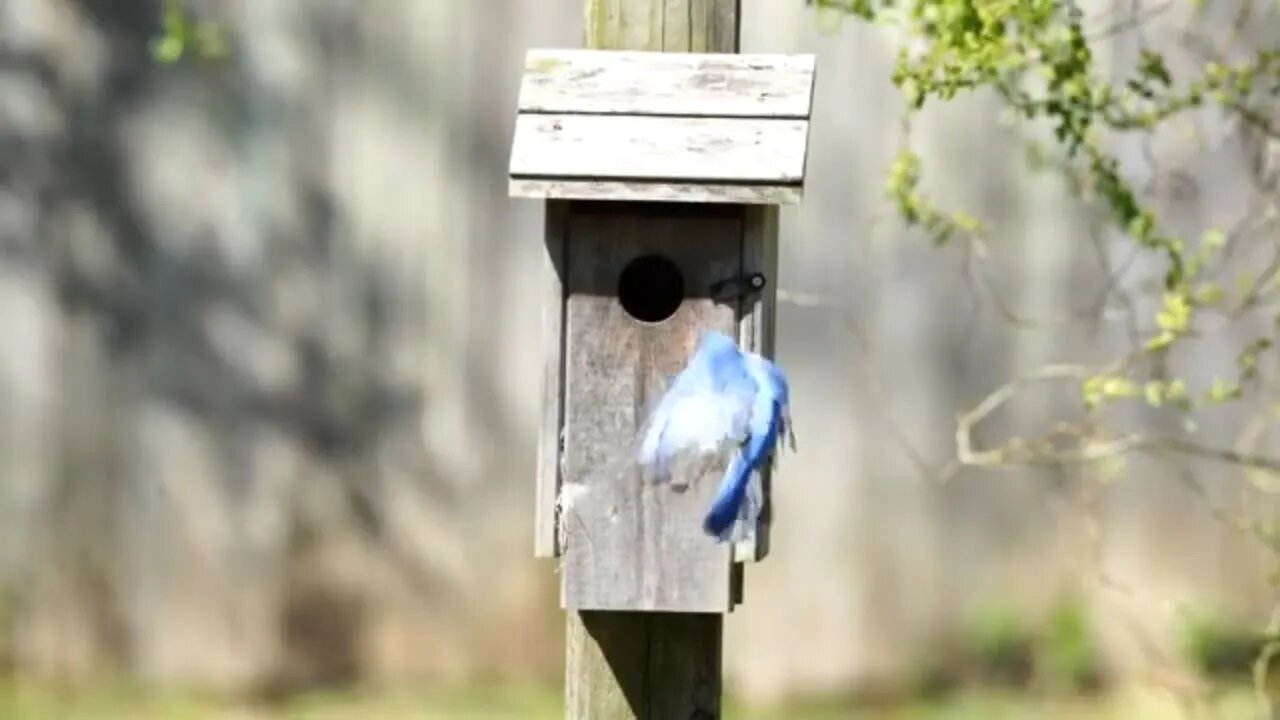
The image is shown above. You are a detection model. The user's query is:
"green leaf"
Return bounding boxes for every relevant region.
[1137,49,1173,87]
[1082,376,1104,410]
[1201,228,1226,249]
[1155,291,1192,333]
[1203,378,1242,404]
[195,22,229,59]
[1101,376,1138,398]
[1192,282,1222,306]
[1143,381,1164,407]
[151,35,185,63]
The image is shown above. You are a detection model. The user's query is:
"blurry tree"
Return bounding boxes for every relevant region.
[810,0,1280,706]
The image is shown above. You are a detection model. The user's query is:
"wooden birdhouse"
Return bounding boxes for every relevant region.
[509,48,816,614]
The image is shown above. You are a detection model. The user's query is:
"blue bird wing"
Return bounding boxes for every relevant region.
[704,353,793,542]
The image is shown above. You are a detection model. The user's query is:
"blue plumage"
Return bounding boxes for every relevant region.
[637,330,795,542]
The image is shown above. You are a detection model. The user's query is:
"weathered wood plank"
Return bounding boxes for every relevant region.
[663,0,693,52]
[733,204,780,566]
[566,611,722,717]
[509,114,808,184]
[510,177,802,205]
[710,0,738,53]
[534,201,569,558]
[559,204,743,613]
[518,50,816,119]
[584,0,736,52]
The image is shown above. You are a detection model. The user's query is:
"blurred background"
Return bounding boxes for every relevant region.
[1,0,1278,718]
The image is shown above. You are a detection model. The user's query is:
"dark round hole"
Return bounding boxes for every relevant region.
[618,254,684,323]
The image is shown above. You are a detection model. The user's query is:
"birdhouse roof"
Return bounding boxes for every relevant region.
[508,49,816,205]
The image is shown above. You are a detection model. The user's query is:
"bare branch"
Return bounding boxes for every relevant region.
[1084,0,1174,41]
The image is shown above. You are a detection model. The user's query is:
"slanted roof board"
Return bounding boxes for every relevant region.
[510,114,807,184]
[517,49,816,119]
[509,178,802,205]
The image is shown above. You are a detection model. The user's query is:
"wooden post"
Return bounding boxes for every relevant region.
[508,5,815,718]
[569,3,738,718]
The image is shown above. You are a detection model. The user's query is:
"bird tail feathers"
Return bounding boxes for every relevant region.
[703,453,754,539]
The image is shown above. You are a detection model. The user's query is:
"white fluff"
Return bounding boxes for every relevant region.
[638,389,751,482]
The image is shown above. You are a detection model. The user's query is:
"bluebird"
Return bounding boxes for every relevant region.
[637,330,795,542]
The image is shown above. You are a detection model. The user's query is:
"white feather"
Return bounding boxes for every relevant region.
[638,389,751,482]
[659,392,750,453]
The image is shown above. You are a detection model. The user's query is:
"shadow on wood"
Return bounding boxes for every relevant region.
[567,611,722,720]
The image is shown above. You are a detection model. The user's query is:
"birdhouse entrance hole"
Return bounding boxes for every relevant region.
[618,254,684,323]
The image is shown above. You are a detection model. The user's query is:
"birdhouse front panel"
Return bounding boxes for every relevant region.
[557,203,743,613]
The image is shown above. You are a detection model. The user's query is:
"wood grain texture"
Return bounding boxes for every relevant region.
[510,177,802,205]
[518,50,815,119]
[509,114,808,184]
[732,204,779,566]
[584,0,736,52]
[559,203,744,613]
[534,202,569,558]
[706,0,738,53]
[566,611,722,718]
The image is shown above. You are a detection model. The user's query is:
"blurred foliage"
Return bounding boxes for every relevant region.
[151,0,227,63]
[1040,599,1104,693]
[812,0,1280,702]
[1179,612,1274,680]
[810,0,1280,438]
[0,680,565,720]
[0,593,11,677]
[963,604,1036,687]
[0,678,1265,719]
[955,597,1102,693]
